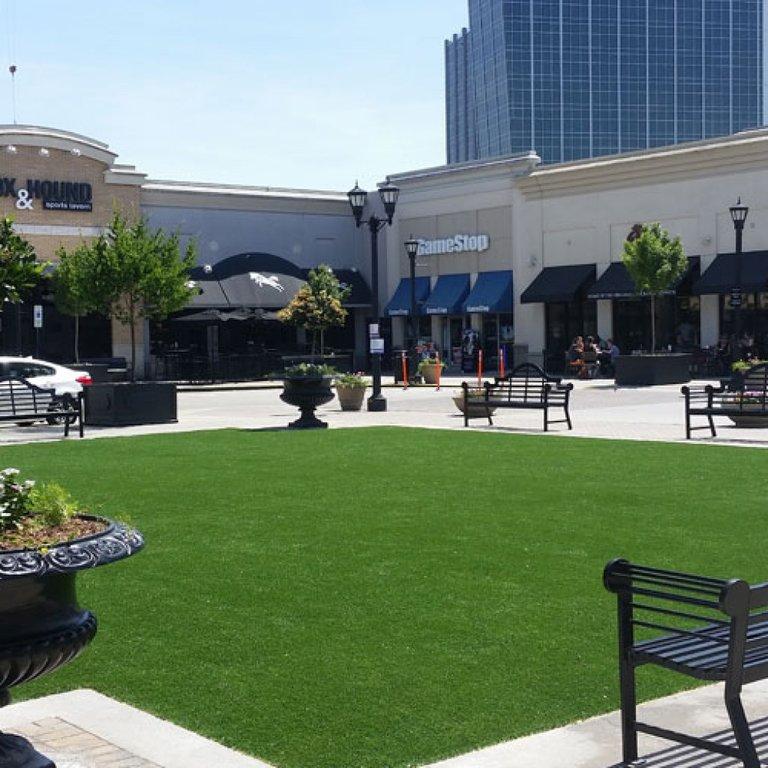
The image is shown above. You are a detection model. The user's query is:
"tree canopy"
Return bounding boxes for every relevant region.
[0,216,44,307]
[621,222,688,352]
[278,265,350,356]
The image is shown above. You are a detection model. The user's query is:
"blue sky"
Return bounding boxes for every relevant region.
[0,0,468,191]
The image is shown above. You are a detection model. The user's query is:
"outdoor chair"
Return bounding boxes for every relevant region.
[604,558,768,768]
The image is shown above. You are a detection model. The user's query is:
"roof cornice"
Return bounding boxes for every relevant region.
[518,129,768,198]
[0,124,117,166]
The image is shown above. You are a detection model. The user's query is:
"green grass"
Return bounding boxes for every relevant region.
[3,428,767,768]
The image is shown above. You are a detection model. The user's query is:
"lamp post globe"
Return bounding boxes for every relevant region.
[347,179,400,412]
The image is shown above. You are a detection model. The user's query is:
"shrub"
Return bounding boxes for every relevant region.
[732,359,767,373]
[27,483,79,528]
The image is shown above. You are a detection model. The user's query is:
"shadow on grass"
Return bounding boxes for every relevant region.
[605,716,768,768]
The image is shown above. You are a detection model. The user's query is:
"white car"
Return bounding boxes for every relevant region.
[0,357,93,425]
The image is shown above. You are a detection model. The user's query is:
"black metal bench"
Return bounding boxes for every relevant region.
[461,363,573,431]
[604,559,768,768]
[0,377,83,438]
[682,362,768,439]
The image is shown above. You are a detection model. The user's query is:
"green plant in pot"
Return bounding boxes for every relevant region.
[0,468,143,768]
[335,372,367,411]
[417,358,445,385]
[280,364,337,429]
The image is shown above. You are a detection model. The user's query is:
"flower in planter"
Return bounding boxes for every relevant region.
[284,363,337,378]
[335,372,367,389]
[0,469,107,551]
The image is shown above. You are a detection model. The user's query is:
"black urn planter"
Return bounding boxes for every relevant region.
[280,376,335,429]
[0,518,144,768]
[614,354,693,386]
[84,382,177,426]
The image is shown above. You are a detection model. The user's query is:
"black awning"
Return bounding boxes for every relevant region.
[588,257,700,300]
[520,264,596,304]
[693,251,768,295]
[333,269,372,307]
[587,263,636,299]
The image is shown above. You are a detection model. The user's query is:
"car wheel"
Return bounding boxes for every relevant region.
[46,397,77,426]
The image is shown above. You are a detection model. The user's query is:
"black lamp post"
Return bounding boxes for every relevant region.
[729,198,749,361]
[347,179,400,412]
[404,236,420,347]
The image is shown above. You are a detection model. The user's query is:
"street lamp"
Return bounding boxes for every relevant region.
[404,236,420,348]
[347,179,400,412]
[729,198,749,361]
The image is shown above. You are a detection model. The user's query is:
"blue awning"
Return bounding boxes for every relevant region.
[384,277,431,316]
[423,273,470,315]
[463,271,514,314]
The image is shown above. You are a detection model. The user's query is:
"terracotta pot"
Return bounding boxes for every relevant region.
[336,385,366,411]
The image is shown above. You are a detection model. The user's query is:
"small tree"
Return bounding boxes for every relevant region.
[278,265,350,356]
[621,222,688,353]
[0,216,44,306]
[51,244,96,362]
[90,212,198,380]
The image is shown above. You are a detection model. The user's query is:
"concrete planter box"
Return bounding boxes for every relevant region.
[84,382,178,426]
[615,354,692,387]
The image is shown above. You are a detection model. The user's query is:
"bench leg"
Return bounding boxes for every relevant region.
[543,408,548,432]
[726,695,760,768]
[486,406,493,427]
[464,408,469,428]
[708,414,717,438]
[565,406,572,430]
[685,408,691,440]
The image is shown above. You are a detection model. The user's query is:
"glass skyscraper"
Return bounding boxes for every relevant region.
[446,0,764,165]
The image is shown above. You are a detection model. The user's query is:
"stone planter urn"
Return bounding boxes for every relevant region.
[0,517,144,768]
[419,363,443,386]
[336,385,366,412]
[280,375,335,429]
[452,392,497,419]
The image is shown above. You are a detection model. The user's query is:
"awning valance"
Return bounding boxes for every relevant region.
[384,277,431,316]
[693,251,768,295]
[423,274,470,315]
[588,258,699,300]
[520,264,596,304]
[463,270,513,313]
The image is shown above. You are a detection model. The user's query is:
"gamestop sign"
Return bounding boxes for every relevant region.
[417,234,490,256]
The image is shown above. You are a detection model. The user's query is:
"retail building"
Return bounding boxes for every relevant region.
[0,125,370,377]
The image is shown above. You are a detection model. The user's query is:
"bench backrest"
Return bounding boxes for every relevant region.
[743,363,768,394]
[488,363,568,403]
[604,559,768,679]
[0,377,55,416]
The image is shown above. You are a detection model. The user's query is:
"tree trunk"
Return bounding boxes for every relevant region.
[129,301,137,382]
[74,315,80,363]
[320,328,325,358]
[650,294,656,354]
[311,330,317,357]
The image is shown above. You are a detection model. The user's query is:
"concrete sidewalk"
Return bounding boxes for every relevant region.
[424,680,768,768]
[1,378,767,447]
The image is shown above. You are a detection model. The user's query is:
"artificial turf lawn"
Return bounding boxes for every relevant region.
[3,427,767,768]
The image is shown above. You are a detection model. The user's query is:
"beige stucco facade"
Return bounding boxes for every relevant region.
[386,128,768,363]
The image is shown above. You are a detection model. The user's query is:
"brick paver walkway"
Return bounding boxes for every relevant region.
[12,717,160,768]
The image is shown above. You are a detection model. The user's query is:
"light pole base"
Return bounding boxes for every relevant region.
[367,394,387,412]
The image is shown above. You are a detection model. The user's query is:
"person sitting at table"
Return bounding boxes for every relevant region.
[567,337,585,377]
